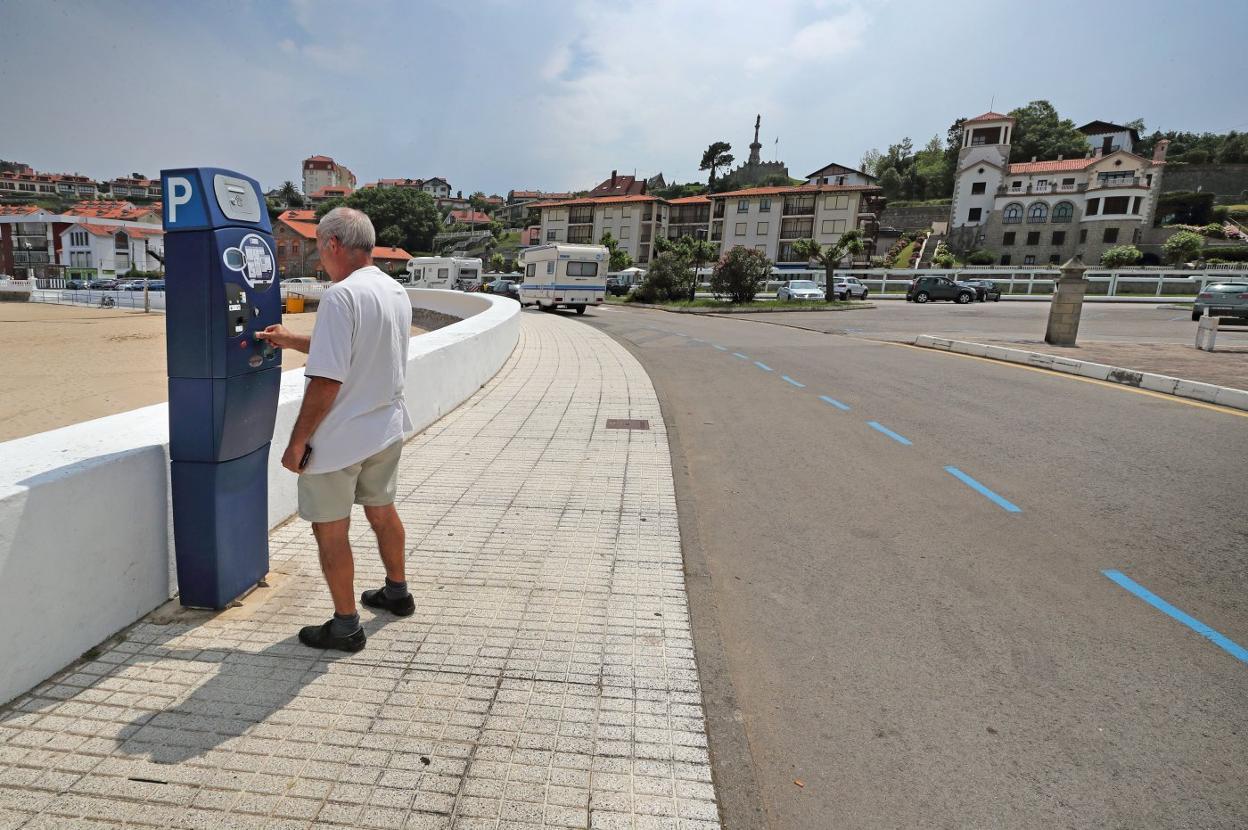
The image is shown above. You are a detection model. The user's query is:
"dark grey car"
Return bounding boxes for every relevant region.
[1193,282,1248,321]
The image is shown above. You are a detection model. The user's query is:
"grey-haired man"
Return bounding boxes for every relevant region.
[257,207,414,651]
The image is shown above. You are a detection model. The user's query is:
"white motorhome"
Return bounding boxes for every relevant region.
[402,256,483,291]
[518,244,608,314]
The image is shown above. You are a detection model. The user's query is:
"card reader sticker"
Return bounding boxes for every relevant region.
[238,234,275,289]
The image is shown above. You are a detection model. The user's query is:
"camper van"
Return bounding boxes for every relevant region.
[402,256,483,291]
[518,244,608,314]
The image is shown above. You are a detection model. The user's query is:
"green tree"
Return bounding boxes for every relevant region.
[1162,230,1204,265]
[710,246,771,304]
[859,148,883,176]
[378,225,404,248]
[1007,100,1088,164]
[316,187,442,252]
[633,251,685,303]
[699,141,734,185]
[879,168,902,200]
[278,181,304,208]
[599,231,633,272]
[489,252,505,272]
[792,230,866,302]
[1099,245,1143,268]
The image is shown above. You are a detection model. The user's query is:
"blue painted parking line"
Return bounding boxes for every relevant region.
[944,467,1021,513]
[781,375,805,388]
[713,344,728,351]
[732,352,750,360]
[867,422,912,445]
[819,395,851,411]
[1103,570,1248,664]
[754,361,773,372]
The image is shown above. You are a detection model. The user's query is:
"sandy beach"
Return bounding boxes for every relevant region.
[0,302,425,442]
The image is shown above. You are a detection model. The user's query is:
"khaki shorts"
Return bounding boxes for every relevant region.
[298,440,403,522]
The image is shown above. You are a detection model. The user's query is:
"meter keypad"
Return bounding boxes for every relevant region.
[225,283,252,338]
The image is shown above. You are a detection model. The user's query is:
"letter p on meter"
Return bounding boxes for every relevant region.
[168,176,193,223]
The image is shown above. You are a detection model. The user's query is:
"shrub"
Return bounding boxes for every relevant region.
[1202,245,1248,262]
[1201,223,1227,239]
[634,252,687,303]
[965,249,995,265]
[710,246,771,304]
[1099,245,1143,268]
[1162,230,1204,264]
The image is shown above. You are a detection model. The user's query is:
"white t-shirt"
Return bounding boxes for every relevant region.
[302,265,414,474]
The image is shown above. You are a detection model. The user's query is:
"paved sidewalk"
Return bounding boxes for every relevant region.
[0,312,720,830]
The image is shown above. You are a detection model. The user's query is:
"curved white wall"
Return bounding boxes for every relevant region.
[0,289,519,704]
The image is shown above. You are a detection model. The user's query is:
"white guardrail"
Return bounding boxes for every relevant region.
[0,289,520,705]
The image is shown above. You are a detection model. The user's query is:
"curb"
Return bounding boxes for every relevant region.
[913,335,1248,412]
[618,302,876,315]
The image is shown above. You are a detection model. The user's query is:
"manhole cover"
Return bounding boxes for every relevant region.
[606,418,650,430]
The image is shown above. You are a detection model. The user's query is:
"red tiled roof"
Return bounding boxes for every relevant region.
[1006,158,1097,174]
[965,111,1015,124]
[709,183,881,199]
[72,222,162,238]
[65,200,156,221]
[589,174,646,197]
[308,185,352,198]
[0,204,42,216]
[667,195,711,204]
[279,209,317,223]
[305,155,334,163]
[448,210,491,224]
[372,246,411,261]
[530,194,659,209]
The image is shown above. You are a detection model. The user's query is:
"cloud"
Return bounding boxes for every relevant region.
[790,6,871,60]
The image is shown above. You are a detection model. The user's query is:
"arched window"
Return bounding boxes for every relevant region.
[1052,202,1074,223]
[1027,202,1048,223]
[1003,203,1023,224]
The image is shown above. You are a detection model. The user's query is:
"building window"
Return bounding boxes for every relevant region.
[825,194,849,211]
[1052,231,1065,245]
[1003,203,1023,224]
[1086,198,1100,216]
[1052,202,1074,223]
[1000,254,1012,265]
[1049,254,1060,264]
[967,207,982,222]
[1079,229,1088,243]
[1103,196,1130,214]
[1102,228,1119,244]
[1026,231,1040,246]
[734,222,746,236]
[1027,203,1048,223]
[620,225,630,239]
[970,182,986,195]
[277,243,285,256]
[1003,232,1016,246]
[821,219,846,234]
[1023,255,1036,265]
[757,222,769,235]
[759,198,771,213]
[547,230,557,241]
[737,201,750,213]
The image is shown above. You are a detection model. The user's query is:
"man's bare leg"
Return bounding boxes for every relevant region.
[312,517,357,615]
[364,503,406,582]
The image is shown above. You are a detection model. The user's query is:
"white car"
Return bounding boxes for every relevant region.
[282,277,320,284]
[832,276,869,300]
[776,280,825,301]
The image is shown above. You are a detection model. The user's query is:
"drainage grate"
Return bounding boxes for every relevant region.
[606,418,650,430]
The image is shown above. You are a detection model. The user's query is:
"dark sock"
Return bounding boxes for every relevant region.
[383,577,409,600]
[330,611,360,637]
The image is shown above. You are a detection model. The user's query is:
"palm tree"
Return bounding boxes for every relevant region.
[793,230,866,302]
[699,142,734,185]
[278,181,304,208]
[679,235,719,301]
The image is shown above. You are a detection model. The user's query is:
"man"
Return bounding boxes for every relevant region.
[257,207,414,652]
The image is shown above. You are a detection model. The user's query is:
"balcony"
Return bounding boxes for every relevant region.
[14,252,51,265]
[1090,177,1142,190]
[782,199,815,216]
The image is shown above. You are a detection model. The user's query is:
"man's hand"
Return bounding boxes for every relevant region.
[282,440,309,474]
[256,324,310,353]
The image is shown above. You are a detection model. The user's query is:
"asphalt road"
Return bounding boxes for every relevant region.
[739,301,1238,345]
[575,305,1248,830]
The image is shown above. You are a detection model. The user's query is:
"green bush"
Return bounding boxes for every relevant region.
[634,252,687,303]
[965,249,995,265]
[1202,245,1248,262]
[1162,230,1204,264]
[1155,191,1215,226]
[710,246,771,304]
[1099,245,1143,267]
[1201,223,1227,239]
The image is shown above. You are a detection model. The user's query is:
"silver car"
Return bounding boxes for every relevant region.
[776,279,825,301]
[832,276,869,300]
[1193,282,1248,321]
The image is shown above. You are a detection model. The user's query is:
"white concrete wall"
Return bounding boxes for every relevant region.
[0,289,519,704]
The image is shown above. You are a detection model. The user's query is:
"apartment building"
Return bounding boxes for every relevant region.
[422,177,451,198]
[948,112,1168,264]
[302,155,357,197]
[499,190,575,226]
[708,183,884,263]
[0,201,160,278]
[534,194,666,264]
[666,195,711,240]
[805,162,877,187]
[0,170,100,200]
[107,176,162,199]
[58,223,164,280]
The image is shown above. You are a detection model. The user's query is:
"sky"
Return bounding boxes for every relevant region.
[2,0,1246,196]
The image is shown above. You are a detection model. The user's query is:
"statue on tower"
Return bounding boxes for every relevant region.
[748,114,763,165]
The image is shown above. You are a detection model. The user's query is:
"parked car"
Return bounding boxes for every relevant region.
[776,280,825,301]
[606,277,629,297]
[146,280,165,292]
[87,279,118,290]
[960,279,1002,302]
[1193,282,1248,321]
[120,280,152,290]
[486,279,520,299]
[65,279,88,290]
[831,276,869,300]
[282,276,319,284]
[906,276,977,304]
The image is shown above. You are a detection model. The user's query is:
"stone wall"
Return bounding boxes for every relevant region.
[1161,164,1248,199]
[880,204,952,231]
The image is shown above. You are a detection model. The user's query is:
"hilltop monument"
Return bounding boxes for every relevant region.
[718,114,790,191]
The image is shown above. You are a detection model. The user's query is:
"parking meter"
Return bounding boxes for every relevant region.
[161,167,282,608]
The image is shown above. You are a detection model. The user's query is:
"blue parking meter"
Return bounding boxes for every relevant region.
[162,167,282,608]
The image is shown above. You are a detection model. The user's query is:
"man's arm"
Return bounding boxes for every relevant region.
[256,324,310,354]
[281,376,341,473]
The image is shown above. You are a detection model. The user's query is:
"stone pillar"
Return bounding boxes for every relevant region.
[1044,256,1089,346]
